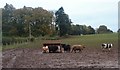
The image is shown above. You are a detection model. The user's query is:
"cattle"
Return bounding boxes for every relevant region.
[101,43,113,51]
[61,44,71,52]
[71,45,85,53]
[42,46,49,53]
[49,45,62,53]
[42,45,62,53]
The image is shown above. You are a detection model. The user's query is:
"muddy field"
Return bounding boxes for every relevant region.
[2,46,118,68]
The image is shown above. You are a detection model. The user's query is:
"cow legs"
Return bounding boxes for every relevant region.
[108,48,111,52]
[79,49,82,53]
[108,48,111,51]
[73,49,81,53]
[71,48,82,53]
[102,48,105,52]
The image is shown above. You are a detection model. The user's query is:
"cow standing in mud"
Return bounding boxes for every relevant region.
[71,45,85,53]
[61,44,71,52]
[101,43,113,51]
[42,46,49,53]
[42,45,63,53]
[48,45,62,53]
[42,43,71,53]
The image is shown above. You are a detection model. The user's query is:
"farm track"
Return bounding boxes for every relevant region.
[2,47,118,68]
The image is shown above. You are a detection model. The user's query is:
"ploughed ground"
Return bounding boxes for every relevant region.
[2,46,118,68]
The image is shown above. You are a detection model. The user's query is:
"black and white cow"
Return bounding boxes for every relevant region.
[42,44,71,53]
[48,45,62,53]
[42,42,64,53]
[101,43,113,51]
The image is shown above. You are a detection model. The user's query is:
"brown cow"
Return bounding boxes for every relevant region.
[71,45,85,53]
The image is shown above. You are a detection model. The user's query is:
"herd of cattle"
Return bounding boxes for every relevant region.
[42,43,113,53]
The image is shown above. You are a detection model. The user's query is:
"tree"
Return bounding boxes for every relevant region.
[97,25,113,34]
[29,7,54,37]
[2,3,16,36]
[70,25,95,35]
[118,29,120,33]
[55,7,72,37]
[2,4,54,37]
[70,24,83,35]
[87,26,95,34]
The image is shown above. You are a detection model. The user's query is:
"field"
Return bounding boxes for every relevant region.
[2,33,119,68]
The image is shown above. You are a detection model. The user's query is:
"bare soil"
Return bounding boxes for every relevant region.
[2,47,118,68]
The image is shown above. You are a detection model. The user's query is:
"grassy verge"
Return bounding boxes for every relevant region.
[2,33,118,51]
[61,33,118,48]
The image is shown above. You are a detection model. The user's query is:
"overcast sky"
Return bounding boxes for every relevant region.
[0,0,119,32]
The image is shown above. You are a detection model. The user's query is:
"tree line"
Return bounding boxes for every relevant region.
[2,3,54,37]
[2,3,114,38]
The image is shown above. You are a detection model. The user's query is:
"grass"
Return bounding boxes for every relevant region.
[61,33,118,48]
[2,39,44,51]
[2,33,118,51]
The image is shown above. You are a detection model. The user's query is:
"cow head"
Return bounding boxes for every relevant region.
[42,46,49,53]
[82,45,86,48]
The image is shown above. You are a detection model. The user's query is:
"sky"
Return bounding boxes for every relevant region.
[0,0,119,32]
